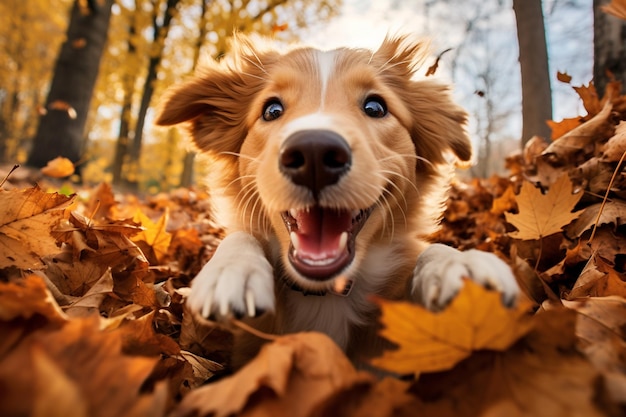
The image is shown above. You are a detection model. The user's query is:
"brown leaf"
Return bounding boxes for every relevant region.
[0,186,74,269]
[371,280,533,374]
[0,274,67,325]
[566,201,626,238]
[602,121,626,161]
[172,332,366,417]
[547,116,582,140]
[0,317,163,417]
[557,71,573,84]
[505,174,583,240]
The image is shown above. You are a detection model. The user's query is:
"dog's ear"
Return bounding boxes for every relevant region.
[155,36,278,156]
[373,36,472,167]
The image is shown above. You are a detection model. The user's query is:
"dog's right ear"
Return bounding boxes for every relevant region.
[156,38,278,156]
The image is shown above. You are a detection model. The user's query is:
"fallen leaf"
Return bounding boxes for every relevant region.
[0,317,163,417]
[557,71,572,84]
[0,186,74,269]
[411,308,607,417]
[40,156,75,178]
[602,121,626,161]
[505,174,583,240]
[132,209,172,263]
[547,116,582,140]
[370,280,533,375]
[542,100,612,159]
[172,332,367,417]
[0,274,67,325]
[566,201,626,238]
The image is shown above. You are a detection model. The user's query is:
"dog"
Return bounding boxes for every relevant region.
[156,34,519,365]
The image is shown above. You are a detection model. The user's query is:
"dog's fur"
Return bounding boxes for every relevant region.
[156,35,519,366]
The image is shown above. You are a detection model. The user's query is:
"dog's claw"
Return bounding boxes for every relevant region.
[245,289,256,317]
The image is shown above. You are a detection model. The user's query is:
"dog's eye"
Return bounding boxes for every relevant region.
[262,100,284,121]
[363,96,387,118]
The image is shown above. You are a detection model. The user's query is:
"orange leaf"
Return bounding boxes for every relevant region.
[557,71,572,83]
[547,117,582,140]
[0,274,67,325]
[370,280,533,374]
[41,157,75,178]
[505,174,583,240]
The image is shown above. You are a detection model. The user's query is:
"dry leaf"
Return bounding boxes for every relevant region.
[40,156,75,178]
[557,71,573,84]
[370,280,533,375]
[542,100,612,160]
[0,186,74,269]
[0,274,67,325]
[602,121,626,161]
[547,117,582,140]
[172,332,367,417]
[411,308,607,417]
[0,317,163,417]
[566,201,626,238]
[505,174,583,240]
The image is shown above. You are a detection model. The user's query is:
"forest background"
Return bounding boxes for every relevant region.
[1,0,621,191]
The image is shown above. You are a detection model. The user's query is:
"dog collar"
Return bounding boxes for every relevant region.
[282,276,353,297]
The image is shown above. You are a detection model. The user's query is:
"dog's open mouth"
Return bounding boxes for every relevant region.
[281,206,372,281]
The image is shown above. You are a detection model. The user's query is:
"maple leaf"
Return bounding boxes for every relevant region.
[0,274,67,325]
[132,209,172,263]
[370,280,533,375]
[0,186,74,269]
[505,174,583,240]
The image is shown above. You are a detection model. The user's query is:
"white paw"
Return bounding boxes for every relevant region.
[187,231,275,318]
[411,243,519,311]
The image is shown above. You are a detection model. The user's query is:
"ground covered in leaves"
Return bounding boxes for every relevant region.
[2,80,626,417]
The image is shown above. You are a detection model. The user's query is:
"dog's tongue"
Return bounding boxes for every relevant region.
[292,207,351,261]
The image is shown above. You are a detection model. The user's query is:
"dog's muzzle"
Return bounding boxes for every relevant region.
[279,130,372,280]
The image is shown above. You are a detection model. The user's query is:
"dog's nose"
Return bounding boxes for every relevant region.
[280,130,352,197]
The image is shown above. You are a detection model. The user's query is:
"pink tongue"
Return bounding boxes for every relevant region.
[294,207,351,260]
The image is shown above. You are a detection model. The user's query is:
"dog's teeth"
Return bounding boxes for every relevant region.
[290,231,300,251]
[338,232,348,252]
[289,208,298,218]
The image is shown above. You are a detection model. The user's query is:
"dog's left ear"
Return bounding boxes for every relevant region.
[374,36,472,166]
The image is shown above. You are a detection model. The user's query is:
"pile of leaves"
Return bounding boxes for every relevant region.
[2,82,626,417]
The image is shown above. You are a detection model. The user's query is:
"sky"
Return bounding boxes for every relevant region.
[295,0,594,151]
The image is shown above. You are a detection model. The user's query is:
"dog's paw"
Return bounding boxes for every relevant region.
[411,243,519,311]
[187,231,275,318]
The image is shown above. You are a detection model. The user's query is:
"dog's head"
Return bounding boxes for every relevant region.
[157,35,471,292]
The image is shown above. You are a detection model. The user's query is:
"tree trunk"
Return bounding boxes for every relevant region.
[128,0,179,169]
[593,0,626,97]
[26,0,113,169]
[513,0,553,145]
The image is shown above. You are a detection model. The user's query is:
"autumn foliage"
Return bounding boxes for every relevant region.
[2,77,626,416]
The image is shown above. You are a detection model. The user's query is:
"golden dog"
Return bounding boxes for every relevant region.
[156,35,518,365]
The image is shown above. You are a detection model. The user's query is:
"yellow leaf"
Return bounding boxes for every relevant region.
[505,174,583,240]
[41,157,75,178]
[132,209,172,262]
[370,280,533,374]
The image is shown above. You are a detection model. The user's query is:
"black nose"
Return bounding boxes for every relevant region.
[279,130,352,198]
